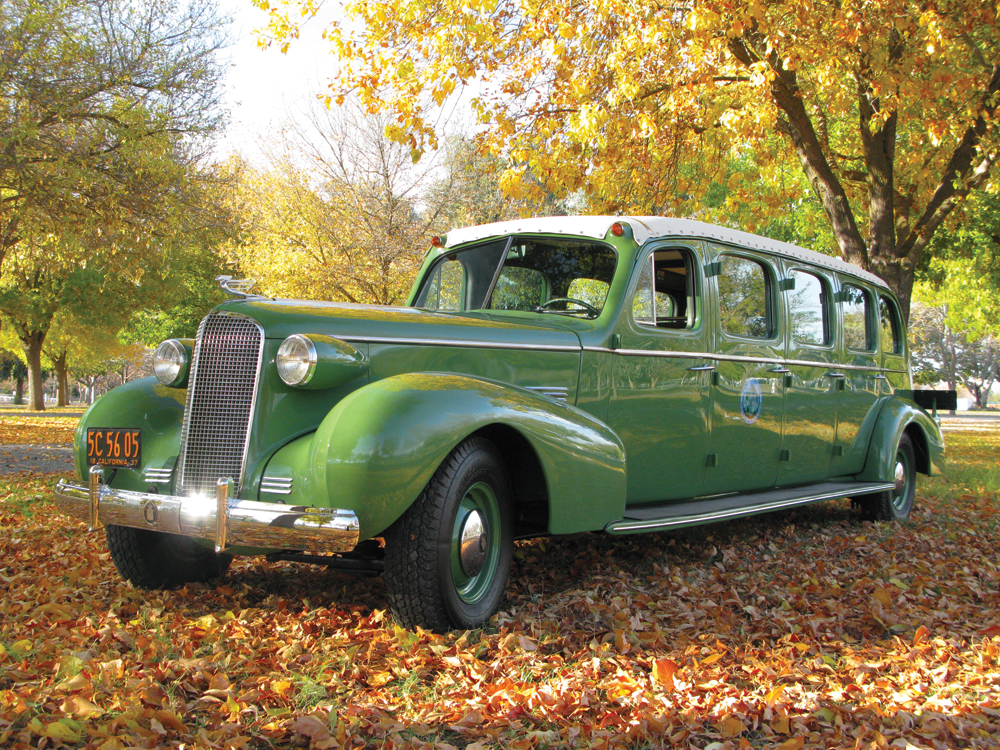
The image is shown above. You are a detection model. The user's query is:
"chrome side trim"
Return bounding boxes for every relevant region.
[54,480,359,553]
[525,386,570,401]
[260,476,294,495]
[580,346,907,374]
[143,466,173,484]
[343,335,581,353]
[606,482,896,534]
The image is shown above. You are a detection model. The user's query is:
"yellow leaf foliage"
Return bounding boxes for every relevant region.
[258,0,1000,247]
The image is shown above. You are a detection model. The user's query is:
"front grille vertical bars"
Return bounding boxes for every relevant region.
[177,313,265,496]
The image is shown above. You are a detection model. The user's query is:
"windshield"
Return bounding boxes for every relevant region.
[414,236,619,317]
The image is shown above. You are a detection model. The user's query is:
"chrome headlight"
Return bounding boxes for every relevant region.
[277,334,318,386]
[153,339,190,387]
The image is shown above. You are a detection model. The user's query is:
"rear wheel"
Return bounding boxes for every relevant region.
[106,526,232,589]
[853,433,916,522]
[384,436,513,632]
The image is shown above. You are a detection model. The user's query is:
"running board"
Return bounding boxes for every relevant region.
[606,481,896,535]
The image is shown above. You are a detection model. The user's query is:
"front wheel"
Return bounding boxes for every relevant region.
[853,433,917,522]
[106,526,233,589]
[384,436,513,632]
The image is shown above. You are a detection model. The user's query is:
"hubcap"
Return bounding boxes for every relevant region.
[891,449,910,511]
[893,460,906,494]
[450,481,501,604]
[459,509,489,576]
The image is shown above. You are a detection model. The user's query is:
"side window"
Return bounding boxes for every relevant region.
[567,278,611,309]
[420,259,463,311]
[630,248,697,330]
[789,270,830,346]
[632,256,655,323]
[842,283,874,351]
[719,254,770,338]
[491,267,546,311]
[879,295,903,355]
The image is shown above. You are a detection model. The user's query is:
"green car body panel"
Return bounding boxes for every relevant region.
[57,215,952,629]
[264,373,626,539]
[857,395,946,482]
[73,378,187,494]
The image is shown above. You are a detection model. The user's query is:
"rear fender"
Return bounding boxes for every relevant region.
[857,396,945,482]
[296,373,626,539]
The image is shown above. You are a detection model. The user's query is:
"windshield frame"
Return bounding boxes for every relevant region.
[412,235,620,318]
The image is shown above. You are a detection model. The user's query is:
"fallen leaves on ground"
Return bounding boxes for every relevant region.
[0,427,998,749]
[0,414,77,445]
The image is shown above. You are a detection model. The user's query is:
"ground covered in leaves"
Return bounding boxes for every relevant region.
[1,420,998,749]
[0,411,78,446]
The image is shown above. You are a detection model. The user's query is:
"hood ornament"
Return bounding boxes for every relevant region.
[216,275,261,299]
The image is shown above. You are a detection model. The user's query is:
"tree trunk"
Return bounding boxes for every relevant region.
[53,352,69,407]
[20,330,46,412]
[14,377,24,405]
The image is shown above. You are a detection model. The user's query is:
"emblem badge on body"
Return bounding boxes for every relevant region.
[740,377,763,425]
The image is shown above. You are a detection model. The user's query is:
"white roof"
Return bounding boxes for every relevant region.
[443,215,888,290]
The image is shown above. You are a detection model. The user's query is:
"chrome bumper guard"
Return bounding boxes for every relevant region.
[53,466,359,553]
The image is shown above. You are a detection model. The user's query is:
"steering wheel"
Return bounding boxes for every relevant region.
[538,297,601,315]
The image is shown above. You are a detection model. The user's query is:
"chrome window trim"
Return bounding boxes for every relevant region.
[177,312,265,496]
[785,267,834,349]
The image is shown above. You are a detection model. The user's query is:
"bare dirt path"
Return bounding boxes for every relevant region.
[0,444,74,475]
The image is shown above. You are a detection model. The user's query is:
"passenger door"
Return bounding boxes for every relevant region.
[779,265,840,485]
[878,294,908,393]
[607,243,712,504]
[835,280,882,474]
[703,248,785,496]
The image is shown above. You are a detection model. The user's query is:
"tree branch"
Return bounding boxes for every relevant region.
[898,65,1000,263]
[729,30,867,265]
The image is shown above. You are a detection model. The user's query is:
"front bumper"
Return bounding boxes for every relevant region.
[54,466,359,553]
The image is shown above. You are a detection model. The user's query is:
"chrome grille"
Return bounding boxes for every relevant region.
[177,313,264,496]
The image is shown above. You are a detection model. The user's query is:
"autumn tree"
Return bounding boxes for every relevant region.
[0,0,227,268]
[909,301,999,409]
[225,104,449,304]
[426,136,582,229]
[0,349,27,405]
[0,0,230,409]
[258,0,1000,320]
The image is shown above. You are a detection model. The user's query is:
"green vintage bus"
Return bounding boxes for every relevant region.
[55,217,952,631]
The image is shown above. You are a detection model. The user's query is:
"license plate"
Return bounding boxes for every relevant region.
[87,428,141,469]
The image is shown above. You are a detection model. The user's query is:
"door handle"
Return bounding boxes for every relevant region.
[687,364,716,372]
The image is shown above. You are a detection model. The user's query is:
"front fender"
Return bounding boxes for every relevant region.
[857,395,945,482]
[73,377,187,492]
[287,373,626,539]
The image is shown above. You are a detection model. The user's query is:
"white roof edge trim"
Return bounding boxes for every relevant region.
[441,215,888,291]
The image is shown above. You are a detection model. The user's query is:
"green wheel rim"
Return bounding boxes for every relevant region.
[891,447,911,511]
[450,481,502,605]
